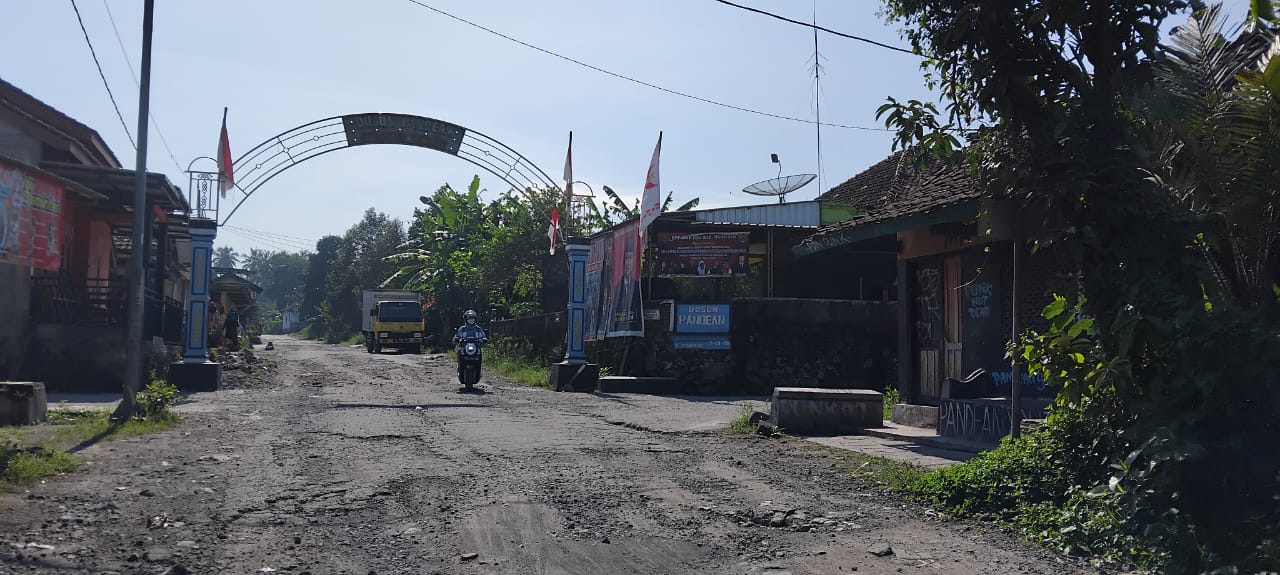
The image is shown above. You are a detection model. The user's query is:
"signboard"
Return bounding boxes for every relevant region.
[583,220,644,340]
[643,308,660,321]
[343,113,466,155]
[674,303,730,333]
[673,334,731,350]
[656,232,749,277]
[0,159,64,271]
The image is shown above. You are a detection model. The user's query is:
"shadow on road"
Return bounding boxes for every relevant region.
[330,402,488,410]
[455,387,489,396]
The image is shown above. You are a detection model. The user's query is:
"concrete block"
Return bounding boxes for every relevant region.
[168,362,222,393]
[891,403,939,428]
[549,362,599,393]
[770,387,882,435]
[0,382,47,425]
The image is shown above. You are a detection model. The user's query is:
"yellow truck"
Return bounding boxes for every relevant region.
[361,289,425,354]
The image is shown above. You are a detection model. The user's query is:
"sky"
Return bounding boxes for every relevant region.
[1,0,1247,255]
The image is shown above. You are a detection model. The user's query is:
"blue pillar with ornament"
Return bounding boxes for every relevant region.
[549,237,598,391]
[168,217,222,391]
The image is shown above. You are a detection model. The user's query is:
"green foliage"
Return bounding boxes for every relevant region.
[881,386,900,421]
[136,372,181,423]
[877,1,1280,571]
[0,444,78,488]
[486,337,552,388]
[725,404,757,434]
[316,209,406,342]
[213,245,239,269]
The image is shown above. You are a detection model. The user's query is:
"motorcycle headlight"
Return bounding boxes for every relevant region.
[379,332,389,338]
[465,343,477,354]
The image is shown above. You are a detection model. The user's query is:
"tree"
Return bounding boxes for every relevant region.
[877,0,1280,570]
[592,185,700,226]
[213,246,239,269]
[242,249,310,311]
[321,208,404,341]
[301,235,341,323]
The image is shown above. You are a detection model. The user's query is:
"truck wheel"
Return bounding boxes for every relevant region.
[409,344,422,354]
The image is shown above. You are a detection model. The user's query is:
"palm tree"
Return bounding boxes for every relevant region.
[213,246,239,269]
[1138,3,1279,318]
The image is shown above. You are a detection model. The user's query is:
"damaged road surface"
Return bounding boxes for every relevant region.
[0,337,1088,574]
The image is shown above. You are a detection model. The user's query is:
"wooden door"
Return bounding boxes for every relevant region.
[943,256,964,380]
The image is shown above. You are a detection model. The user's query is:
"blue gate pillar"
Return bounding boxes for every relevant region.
[549,237,598,391]
[564,238,589,365]
[168,218,222,391]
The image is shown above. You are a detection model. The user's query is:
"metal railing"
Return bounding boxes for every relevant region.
[31,277,186,345]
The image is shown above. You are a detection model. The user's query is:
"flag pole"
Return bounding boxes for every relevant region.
[563,131,573,235]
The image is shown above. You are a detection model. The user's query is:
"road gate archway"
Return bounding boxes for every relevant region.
[179,113,560,367]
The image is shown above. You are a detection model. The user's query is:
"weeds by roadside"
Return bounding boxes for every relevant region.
[0,444,78,487]
[486,337,553,388]
[882,387,900,421]
[807,443,928,493]
[725,404,757,434]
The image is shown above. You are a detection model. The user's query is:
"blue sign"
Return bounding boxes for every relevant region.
[675,303,730,333]
[673,334,731,350]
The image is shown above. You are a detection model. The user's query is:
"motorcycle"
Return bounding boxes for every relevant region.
[456,336,484,389]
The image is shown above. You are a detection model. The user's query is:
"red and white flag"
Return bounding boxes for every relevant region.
[547,206,561,255]
[639,132,663,235]
[216,108,235,198]
[563,131,573,203]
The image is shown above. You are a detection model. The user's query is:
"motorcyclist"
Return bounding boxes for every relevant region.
[451,309,488,377]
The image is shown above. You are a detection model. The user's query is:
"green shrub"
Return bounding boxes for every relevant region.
[0,444,78,487]
[136,370,182,423]
[882,386,900,421]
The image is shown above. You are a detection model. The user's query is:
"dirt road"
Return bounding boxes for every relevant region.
[1,337,1086,574]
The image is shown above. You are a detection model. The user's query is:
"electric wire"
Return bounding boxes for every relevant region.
[102,0,184,175]
[69,0,135,149]
[401,0,891,131]
[710,0,914,54]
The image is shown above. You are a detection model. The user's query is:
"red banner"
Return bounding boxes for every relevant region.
[0,159,65,271]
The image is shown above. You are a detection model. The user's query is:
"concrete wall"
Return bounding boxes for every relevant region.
[26,324,128,392]
[0,262,31,380]
[731,299,897,394]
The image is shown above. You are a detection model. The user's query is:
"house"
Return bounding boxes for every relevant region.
[207,272,262,346]
[793,150,1068,443]
[0,77,190,390]
[574,200,898,393]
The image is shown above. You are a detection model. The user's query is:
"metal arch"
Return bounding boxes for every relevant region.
[215,114,560,226]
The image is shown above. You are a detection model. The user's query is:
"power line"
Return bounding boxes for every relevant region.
[224,225,319,245]
[102,0,184,175]
[222,227,314,252]
[402,0,891,132]
[710,0,914,54]
[69,0,135,150]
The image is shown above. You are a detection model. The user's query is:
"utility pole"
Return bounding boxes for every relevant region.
[117,0,156,420]
[1010,213,1023,438]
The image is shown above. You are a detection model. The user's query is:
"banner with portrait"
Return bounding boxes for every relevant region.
[655,231,749,277]
[583,219,645,340]
[0,159,64,272]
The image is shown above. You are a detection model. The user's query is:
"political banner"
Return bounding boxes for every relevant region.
[0,159,64,272]
[583,220,645,340]
[655,231,749,277]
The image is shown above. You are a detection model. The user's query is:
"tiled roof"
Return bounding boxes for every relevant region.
[799,151,979,249]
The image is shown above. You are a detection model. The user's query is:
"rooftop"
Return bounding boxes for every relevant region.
[0,77,120,168]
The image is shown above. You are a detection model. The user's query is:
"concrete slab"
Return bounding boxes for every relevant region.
[806,435,975,469]
[861,421,993,454]
[771,387,882,434]
[1,382,47,425]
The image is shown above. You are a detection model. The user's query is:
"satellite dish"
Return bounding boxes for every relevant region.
[742,174,817,203]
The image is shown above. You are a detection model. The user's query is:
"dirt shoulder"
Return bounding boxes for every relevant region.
[0,336,1089,574]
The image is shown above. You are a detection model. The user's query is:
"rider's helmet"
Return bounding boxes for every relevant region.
[464,309,477,324]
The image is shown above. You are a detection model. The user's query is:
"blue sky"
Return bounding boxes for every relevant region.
[2,0,1245,255]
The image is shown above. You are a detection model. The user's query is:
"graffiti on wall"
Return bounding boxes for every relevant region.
[915,266,941,343]
[990,370,1048,392]
[963,281,993,319]
[938,399,1050,443]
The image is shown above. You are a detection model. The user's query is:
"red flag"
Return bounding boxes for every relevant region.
[639,132,662,235]
[548,206,561,255]
[217,108,234,198]
[563,131,573,204]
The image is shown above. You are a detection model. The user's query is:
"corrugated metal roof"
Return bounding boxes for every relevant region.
[693,201,821,227]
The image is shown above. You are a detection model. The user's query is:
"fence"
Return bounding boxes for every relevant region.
[30,277,185,345]
[489,312,564,354]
